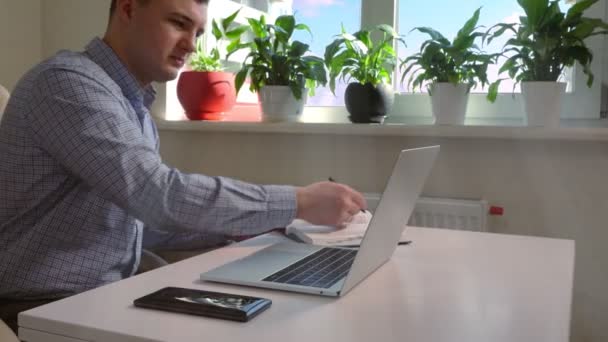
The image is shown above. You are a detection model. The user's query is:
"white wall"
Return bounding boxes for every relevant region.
[0,0,41,90]
[40,0,110,58]
[1,1,607,341]
[39,0,170,117]
[158,130,608,342]
[0,0,109,91]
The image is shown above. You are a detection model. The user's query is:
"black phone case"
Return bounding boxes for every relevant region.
[133,287,272,322]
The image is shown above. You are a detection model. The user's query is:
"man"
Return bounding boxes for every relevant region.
[0,0,366,333]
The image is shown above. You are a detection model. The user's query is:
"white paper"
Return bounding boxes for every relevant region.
[285,211,372,246]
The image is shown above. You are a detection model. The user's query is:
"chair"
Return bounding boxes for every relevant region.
[137,249,169,274]
[0,84,9,117]
[0,319,19,342]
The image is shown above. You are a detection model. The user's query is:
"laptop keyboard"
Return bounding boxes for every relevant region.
[262,248,357,289]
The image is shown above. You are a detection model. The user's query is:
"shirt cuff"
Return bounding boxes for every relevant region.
[264,185,298,228]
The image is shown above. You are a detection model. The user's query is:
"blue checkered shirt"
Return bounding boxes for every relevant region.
[0,38,297,299]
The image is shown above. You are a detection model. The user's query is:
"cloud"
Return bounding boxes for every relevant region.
[502,12,522,25]
[294,0,346,18]
[297,0,344,6]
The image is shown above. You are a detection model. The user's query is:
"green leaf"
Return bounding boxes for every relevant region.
[583,63,594,87]
[399,7,500,95]
[302,55,325,64]
[377,24,399,38]
[225,25,249,41]
[457,7,481,39]
[486,80,501,102]
[484,23,516,46]
[341,33,368,56]
[324,38,345,65]
[269,24,289,48]
[570,18,608,39]
[305,79,317,97]
[230,14,330,93]
[324,24,400,86]
[564,45,592,66]
[452,35,477,52]
[295,23,312,36]
[289,41,309,57]
[253,37,271,61]
[289,83,303,100]
[211,19,222,41]
[303,56,328,85]
[226,41,249,59]
[499,56,518,75]
[517,0,549,30]
[275,15,296,40]
[566,0,597,21]
[354,30,372,49]
[235,68,249,94]
[222,8,241,32]
[248,17,266,38]
[412,27,450,45]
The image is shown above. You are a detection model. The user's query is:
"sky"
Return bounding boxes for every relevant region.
[291,0,361,56]
[290,0,572,55]
[282,0,572,103]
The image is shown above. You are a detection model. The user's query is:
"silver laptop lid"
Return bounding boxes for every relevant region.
[341,146,439,295]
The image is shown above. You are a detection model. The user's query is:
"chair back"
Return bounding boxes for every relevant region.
[0,84,9,117]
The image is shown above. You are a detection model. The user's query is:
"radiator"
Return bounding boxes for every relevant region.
[364,194,488,232]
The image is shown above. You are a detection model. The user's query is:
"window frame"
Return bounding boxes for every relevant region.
[384,0,606,120]
[163,0,607,123]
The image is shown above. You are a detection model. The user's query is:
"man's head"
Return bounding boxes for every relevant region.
[105,0,208,86]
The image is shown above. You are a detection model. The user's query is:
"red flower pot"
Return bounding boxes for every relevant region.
[177,71,237,120]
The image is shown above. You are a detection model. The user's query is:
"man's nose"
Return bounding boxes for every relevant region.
[182,34,196,54]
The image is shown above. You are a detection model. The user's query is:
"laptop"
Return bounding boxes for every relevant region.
[200,146,439,297]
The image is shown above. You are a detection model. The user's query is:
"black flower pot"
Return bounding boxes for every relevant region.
[344,82,394,123]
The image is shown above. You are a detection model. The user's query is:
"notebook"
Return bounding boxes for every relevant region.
[285,210,372,246]
[200,146,439,297]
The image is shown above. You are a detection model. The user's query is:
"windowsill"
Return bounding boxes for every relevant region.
[155,105,608,141]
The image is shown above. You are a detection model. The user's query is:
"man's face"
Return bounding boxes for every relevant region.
[120,0,207,85]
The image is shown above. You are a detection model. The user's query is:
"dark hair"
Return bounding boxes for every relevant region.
[109,0,209,19]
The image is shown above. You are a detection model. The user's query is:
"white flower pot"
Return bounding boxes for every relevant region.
[521,82,566,127]
[258,86,307,122]
[429,83,469,125]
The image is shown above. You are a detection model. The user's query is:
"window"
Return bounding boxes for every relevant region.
[290,0,362,106]
[398,1,573,94]
[393,0,604,120]
[165,0,268,119]
[164,0,607,122]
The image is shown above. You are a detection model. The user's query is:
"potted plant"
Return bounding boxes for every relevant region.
[324,24,404,123]
[484,0,608,126]
[177,9,248,120]
[400,8,497,125]
[233,14,327,122]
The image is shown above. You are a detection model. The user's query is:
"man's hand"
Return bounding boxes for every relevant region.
[295,181,367,227]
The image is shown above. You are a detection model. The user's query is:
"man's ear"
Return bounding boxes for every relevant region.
[114,0,137,23]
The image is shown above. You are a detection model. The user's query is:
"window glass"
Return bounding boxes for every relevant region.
[290,0,362,106]
[397,0,572,94]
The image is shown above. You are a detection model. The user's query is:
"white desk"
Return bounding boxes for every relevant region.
[19,227,574,342]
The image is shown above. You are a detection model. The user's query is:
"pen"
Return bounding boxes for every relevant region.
[339,240,412,248]
[328,177,366,213]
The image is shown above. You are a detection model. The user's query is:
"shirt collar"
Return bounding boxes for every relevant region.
[84,37,156,109]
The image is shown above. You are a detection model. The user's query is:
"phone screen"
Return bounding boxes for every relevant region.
[174,293,260,309]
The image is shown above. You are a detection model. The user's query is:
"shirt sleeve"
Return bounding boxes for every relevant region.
[25,67,297,236]
[142,225,231,251]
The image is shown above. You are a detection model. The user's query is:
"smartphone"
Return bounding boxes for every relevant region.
[133,287,272,322]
